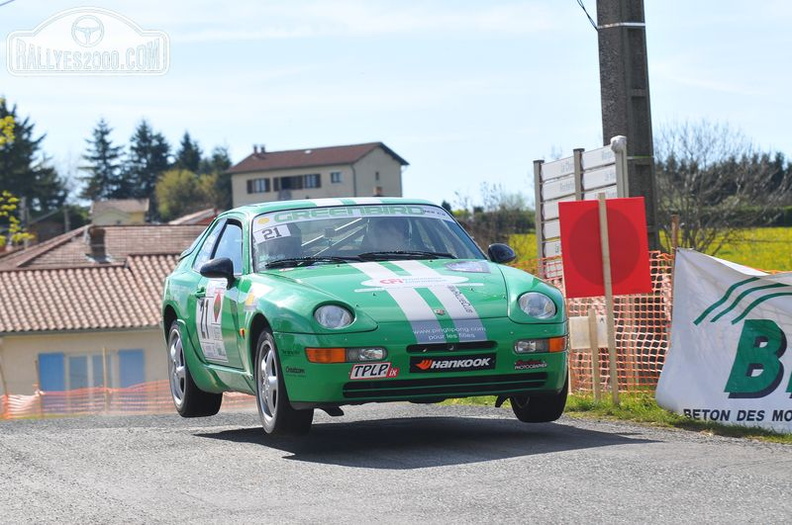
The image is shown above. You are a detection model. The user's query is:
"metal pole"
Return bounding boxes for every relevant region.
[103,347,110,413]
[533,160,545,277]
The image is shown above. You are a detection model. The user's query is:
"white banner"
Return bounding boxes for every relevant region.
[656,249,792,433]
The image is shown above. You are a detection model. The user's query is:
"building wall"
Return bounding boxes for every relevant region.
[352,148,404,198]
[231,148,405,207]
[92,210,147,226]
[0,328,166,396]
[232,165,358,207]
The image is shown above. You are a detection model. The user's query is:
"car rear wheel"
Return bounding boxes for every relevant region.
[167,321,222,417]
[510,375,568,423]
[255,330,314,435]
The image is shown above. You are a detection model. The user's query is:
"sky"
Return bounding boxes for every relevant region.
[1,0,791,209]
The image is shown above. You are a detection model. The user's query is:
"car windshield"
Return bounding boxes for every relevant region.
[251,204,485,271]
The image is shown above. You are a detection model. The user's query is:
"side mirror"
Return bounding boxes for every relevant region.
[200,257,236,286]
[487,243,516,264]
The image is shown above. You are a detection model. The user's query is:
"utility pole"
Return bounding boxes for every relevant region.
[597,0,659,250]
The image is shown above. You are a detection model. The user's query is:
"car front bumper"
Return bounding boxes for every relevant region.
[276,319,568,408]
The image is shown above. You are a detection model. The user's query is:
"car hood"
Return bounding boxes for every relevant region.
[267,259,526,323]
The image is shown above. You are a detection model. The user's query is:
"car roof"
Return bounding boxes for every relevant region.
[222,197,440,221]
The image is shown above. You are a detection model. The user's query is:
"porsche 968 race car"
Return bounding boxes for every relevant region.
[161,198,568,434]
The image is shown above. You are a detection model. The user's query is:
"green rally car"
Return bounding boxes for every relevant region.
[161,197,568,434]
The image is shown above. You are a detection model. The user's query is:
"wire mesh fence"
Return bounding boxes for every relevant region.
[1,381,256,420]
[513,251,673,394]
[2,251,674,419]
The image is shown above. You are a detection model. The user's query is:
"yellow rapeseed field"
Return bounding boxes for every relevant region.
[711,228,792,272]
[510,228,792,273]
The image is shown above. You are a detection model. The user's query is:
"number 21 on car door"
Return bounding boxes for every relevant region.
[196,279,229,363]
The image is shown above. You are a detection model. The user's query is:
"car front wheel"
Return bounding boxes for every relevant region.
[510,376,568,423]
[167,321,222,417]
[255,330,313,435]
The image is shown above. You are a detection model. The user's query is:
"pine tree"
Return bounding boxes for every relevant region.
[79,118,124,201]
[123,120,171,217]
[175,132,202,173]
[0,99,66,214]
[199,146,233,210]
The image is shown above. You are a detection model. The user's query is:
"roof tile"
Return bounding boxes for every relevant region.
[0,223,207,334]
[227,142,408,174]
[0,255,179,333]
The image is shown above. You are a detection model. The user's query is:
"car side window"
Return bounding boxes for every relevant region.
[213,222,243,274]
[192,219,225,272]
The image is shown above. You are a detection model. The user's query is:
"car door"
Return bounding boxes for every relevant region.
[188,219,245,369]
[207,219,246,369]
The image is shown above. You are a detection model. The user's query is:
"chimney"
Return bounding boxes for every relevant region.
[253,145,259,154]
[86,225,107,262]
[260,144,266,153]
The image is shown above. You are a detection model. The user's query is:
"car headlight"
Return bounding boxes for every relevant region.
[314,305,354,328]
[518,292,556,319]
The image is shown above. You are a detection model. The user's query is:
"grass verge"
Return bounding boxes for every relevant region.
[445,392,792,444]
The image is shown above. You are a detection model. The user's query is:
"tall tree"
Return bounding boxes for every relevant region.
[175,132,202,173]
[0,99,66,214]
[199,146,233,210]
[124,120,171,218]
[155,168,211,221]
[79,118,124,201]
[655,119,792,254]
[453,182,534,248]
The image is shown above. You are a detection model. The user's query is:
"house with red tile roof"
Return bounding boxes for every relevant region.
[0,222,206,396]
[228,142,408,207]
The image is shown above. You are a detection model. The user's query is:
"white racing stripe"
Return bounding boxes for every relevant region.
[307,198,346,207]
[394,260,488,342]
[351,262,444,344]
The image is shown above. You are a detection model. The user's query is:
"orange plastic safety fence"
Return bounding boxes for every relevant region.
[0,381,257,420]
[515,251,674,394]
[1,252,674,419]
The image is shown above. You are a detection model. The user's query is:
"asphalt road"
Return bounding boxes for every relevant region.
[0,403,790,524]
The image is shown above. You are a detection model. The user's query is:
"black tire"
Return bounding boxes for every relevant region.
[167,321,222,417]
[255,331,314,435]
[510,375,568,423]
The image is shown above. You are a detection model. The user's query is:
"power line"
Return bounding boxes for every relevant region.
[577,0,599,31]
[0,0,17,7]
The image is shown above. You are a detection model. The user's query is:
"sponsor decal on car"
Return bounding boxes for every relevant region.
[359,275,470,289]
[349,362,399,380]
[351,261,488,344]
[254,204,454,230]
[514,359,548,370]
[195,279,228,362]
[252,223,296,245]
[285,366,306,375]
[409,354,496,373]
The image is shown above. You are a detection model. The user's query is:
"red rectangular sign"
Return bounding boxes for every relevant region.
[558,197,652,298]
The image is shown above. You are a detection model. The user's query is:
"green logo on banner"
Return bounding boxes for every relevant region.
[725,319,791,398]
